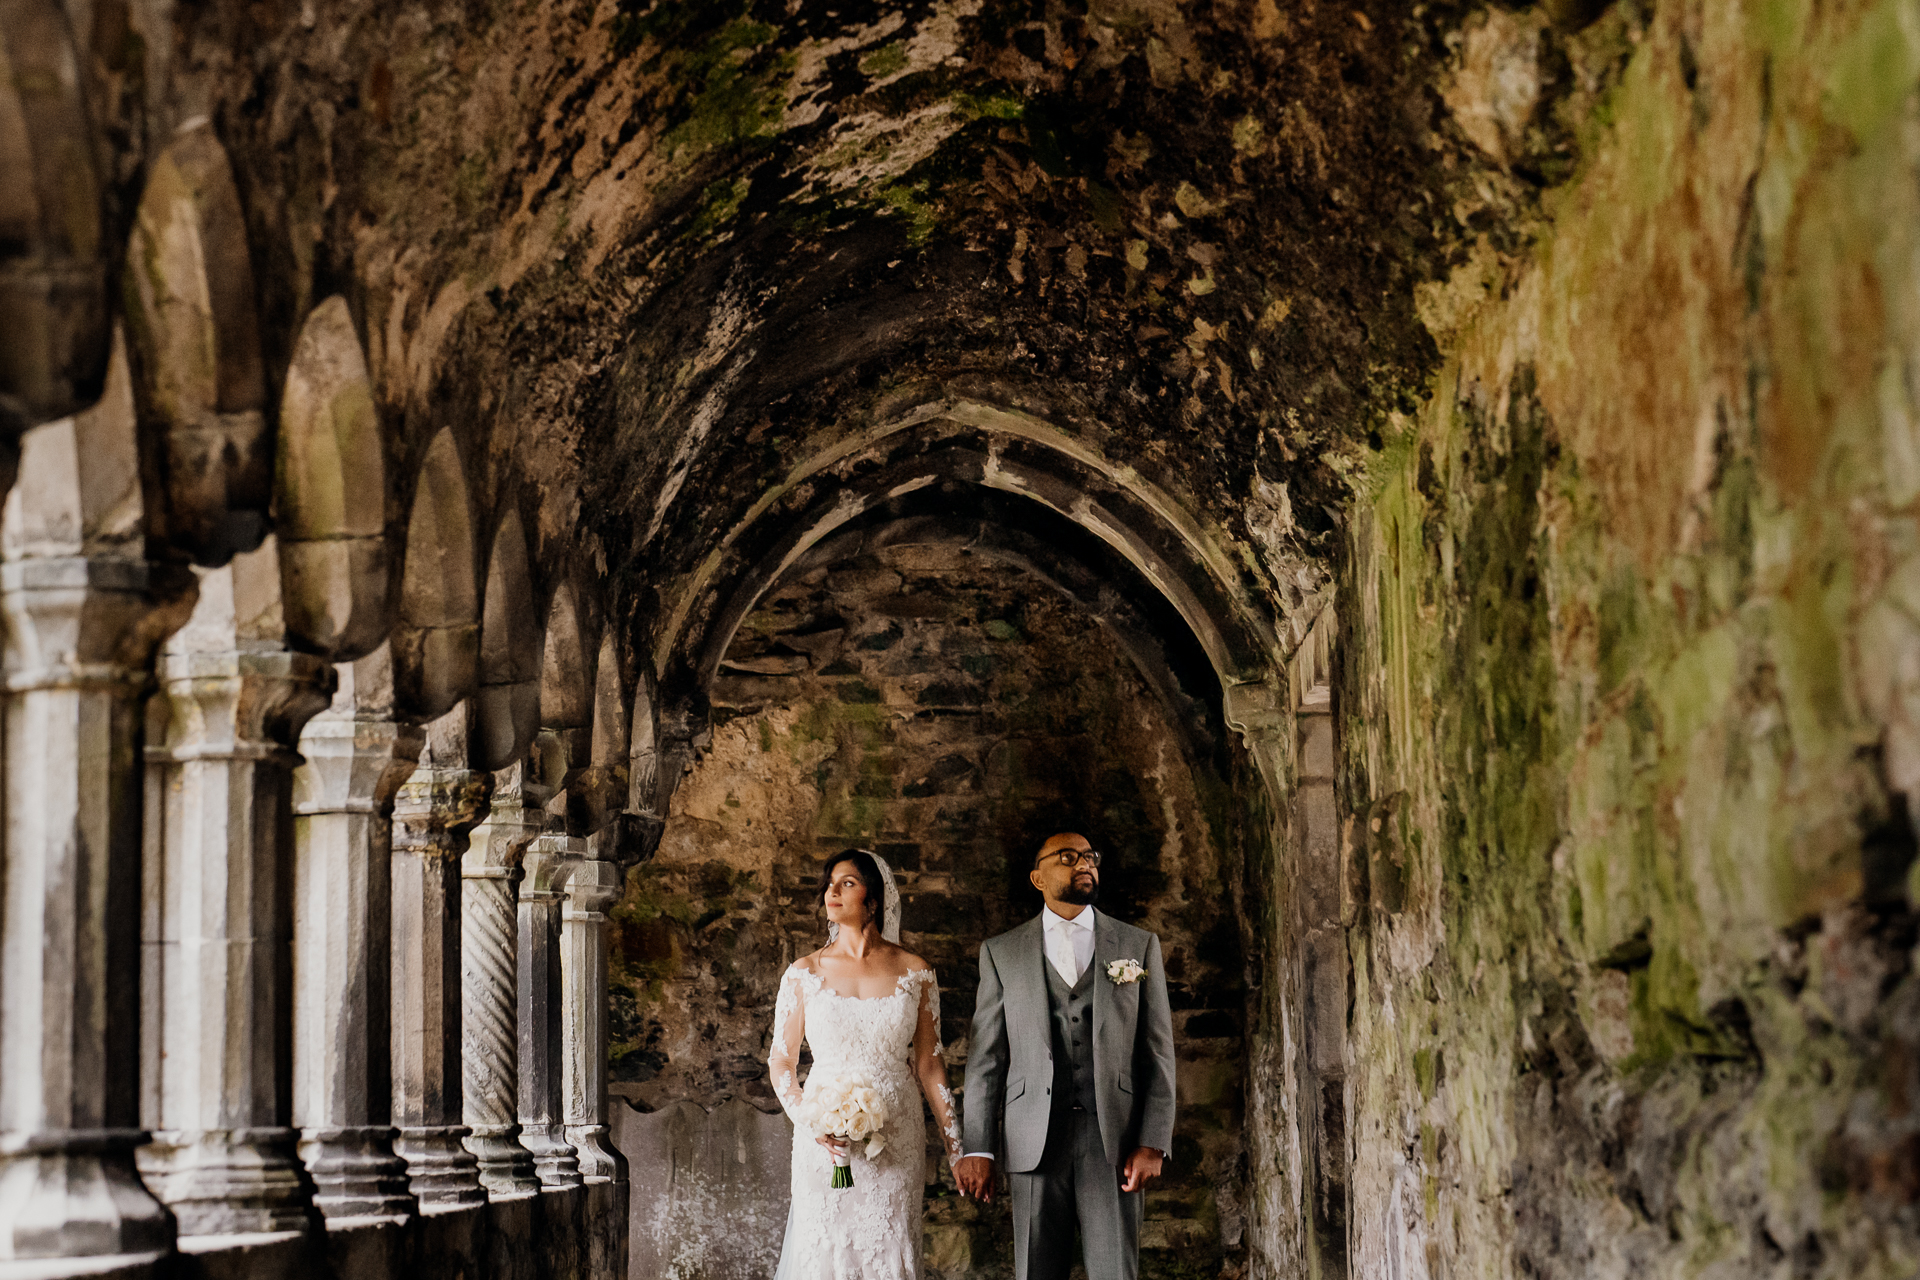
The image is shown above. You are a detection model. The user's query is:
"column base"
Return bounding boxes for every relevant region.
[517,1125,581,1189]
[296,1127,415,1223]
[0,1131,175,1262]
[461,1124,539,1199]
[135,1127,316,1238]
[563,1125,619,1186]
[392,1126,486,1209]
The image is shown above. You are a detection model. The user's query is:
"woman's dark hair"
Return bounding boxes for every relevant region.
[818,849,887,925]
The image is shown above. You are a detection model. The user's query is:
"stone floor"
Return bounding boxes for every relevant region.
[614,1099,1238,1280]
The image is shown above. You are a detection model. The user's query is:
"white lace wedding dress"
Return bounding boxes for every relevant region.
[768,965,964,1280]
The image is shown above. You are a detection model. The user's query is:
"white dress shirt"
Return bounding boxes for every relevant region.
[963,907,1099,1161]
[1043,904,1097,986]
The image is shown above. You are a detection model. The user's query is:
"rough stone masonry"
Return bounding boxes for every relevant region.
[2,0,1917,1278]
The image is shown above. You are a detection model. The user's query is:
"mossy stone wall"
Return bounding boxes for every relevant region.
[1340,3,1920,1276]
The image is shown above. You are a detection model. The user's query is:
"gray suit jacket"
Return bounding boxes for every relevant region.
[962,910,1177,1172]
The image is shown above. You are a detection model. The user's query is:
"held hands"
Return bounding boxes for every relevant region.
[815,1134,850,1160]
[1120,1146,1163,1193]
[953,1154,996,1202]
[952,1149,1159,1198]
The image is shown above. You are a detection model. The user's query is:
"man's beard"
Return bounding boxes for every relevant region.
[1058,876,1100,906]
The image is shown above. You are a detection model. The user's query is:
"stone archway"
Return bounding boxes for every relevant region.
[649,397,1289,715]
[611,477,1264,1280]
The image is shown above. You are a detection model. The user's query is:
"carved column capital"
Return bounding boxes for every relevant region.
[522,832,586,897]
[563,859,622,920]
[392,767,493,859]
[292,708,421,817]
[1224,678,1293,808]
[151,650,337,769]
[1,555,197,687]
[462,767,547,881]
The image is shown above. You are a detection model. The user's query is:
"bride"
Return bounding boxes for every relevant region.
[768,849,965,1279]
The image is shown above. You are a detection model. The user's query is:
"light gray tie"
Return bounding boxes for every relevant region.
[1070,919,1092,982]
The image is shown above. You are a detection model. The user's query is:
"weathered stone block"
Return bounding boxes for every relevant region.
[615,1099,790,1280]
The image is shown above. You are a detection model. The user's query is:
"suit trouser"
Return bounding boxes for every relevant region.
[1010,1109,1141,1280]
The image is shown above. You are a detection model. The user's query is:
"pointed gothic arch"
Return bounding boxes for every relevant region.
[124,120,269,562]
[0,0,110,436]
[275,295,391,659]
[392,428,479,721]
[585,629,630,835]
[472,507,542,770]
[648,397,1290,798]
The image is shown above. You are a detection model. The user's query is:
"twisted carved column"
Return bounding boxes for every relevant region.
[138,617,335,1236]
[389,754,491,1208]
[459,764,543,1197]
[562,858,623,1184]
[0,554,195,1263]
[518,833,582,1187]
[290,658,420,1223]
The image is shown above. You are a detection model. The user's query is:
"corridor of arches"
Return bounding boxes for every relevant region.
[4,1,1918,1278]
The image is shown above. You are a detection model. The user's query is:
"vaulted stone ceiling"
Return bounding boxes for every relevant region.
[143,0,1598,680]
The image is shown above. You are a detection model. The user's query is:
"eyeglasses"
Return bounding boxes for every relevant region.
[1037,849,1102,869]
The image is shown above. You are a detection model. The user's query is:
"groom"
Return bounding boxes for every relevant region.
[955,832,1177,1280]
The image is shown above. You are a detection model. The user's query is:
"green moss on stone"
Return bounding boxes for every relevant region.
[859,40,907,80]
[686,175,751,241]
[654,17,794,167]
[879,181,939,246]
[956,90,1025,121]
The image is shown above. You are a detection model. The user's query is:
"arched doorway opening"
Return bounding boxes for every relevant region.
[610,453,1277,1279]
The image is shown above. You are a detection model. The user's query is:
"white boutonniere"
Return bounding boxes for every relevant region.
[1107,958,1146,985]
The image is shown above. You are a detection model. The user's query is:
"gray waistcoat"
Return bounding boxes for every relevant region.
[1043,955,1099,1115]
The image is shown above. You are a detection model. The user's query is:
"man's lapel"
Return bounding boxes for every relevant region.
[1015,914,1050,1041]
[1091,910,1118,1047]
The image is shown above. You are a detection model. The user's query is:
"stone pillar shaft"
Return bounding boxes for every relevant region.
[291,696,420,1222]
[562,858,621,1185]
[138,644,333,1236]
[0,555,192,1263]
[389,763,490,1208]
[517,834,581,1188]
[459,771,542,1198]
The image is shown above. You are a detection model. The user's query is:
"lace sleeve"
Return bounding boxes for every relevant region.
[769,965,808,1128]
[910,970,964,1169]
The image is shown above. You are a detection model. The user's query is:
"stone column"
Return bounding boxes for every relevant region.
[290,653,420,1223]
[562,858,622,1184]
[388,717,491,1209]
[517,833,582,1188]
[1292,661,1351,1278]
[459,763,543,1198]
[138,582,335,1237]
[0,554,194,1263]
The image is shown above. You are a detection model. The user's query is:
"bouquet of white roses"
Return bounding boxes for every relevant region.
[797,1072,889,1188]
